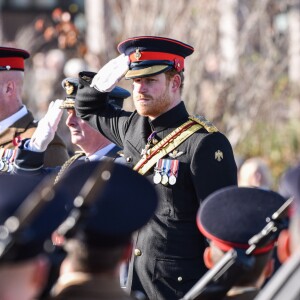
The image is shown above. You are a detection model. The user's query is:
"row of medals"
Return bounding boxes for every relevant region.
[141,134,178,186]
[153,167,177,186]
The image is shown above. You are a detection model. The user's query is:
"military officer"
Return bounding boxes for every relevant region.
[0,46,69,170]
[75,36,238,299]
[13,75,131,183]
[46,161,158,300]
[195,186,286,300]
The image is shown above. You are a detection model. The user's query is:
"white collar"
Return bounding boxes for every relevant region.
[0,105,28,134]
[88,143,116,161]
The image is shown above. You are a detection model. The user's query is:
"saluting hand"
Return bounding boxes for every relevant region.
[29,99,64,152]
[90,54,129,92]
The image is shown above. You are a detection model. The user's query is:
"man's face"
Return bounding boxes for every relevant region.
[132,73,176,120]
[65,109,95,146]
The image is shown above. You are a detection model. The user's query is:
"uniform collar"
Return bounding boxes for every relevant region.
[88,143,116,161]
[0,105,28,134]
[149,101,189,133]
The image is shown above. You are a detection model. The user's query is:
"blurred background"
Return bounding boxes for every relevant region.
[0,0,299,187]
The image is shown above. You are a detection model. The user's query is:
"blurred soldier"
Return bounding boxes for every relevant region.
[238,157,273,190]
[196,186,285,299]
[0,173,75,300]
[0,46,69,170]
[75,36,237,299]
[255,165,300,300]
[13,75,131,183]
[46,160,158,300]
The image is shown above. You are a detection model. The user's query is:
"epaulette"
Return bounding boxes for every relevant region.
[189,115,218,133]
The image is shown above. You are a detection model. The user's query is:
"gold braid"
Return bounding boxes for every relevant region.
[54,152,86,185]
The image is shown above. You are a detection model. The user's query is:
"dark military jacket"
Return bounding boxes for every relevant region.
[75,99,237,300]
[0,111,69,168]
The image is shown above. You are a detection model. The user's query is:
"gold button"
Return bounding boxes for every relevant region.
[134,248,142,256]
[177,276,183,282]
[126,157,132,163]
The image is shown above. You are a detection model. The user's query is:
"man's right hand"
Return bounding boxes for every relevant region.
[90,54,129,92]
[29,100,64,152]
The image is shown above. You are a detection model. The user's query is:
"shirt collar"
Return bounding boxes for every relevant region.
[88,143,116,161]
[0,105,28,134]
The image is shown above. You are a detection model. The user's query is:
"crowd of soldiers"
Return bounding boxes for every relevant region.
[0,36,299,300]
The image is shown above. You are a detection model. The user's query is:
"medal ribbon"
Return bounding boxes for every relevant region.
[155,158,162,172]
[170,159,179,177]
[134,120,202,175]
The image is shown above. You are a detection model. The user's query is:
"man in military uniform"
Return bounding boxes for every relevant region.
[75,36,237,299]
[46,161,158,300]
[0,173,75,300]
[13,74,131,183]
[195,186,285,300]
[0,46,69,170]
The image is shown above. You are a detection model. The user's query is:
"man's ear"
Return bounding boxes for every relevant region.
[171,74,181,91]
[5,80,15,95]
[203,247,214,269]
[277,229,291,263]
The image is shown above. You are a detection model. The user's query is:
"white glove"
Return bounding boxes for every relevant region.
[90,54,129,92]
[29,100,64,152]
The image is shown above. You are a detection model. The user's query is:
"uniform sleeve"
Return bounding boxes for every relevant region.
[190,132,237,203]
[75,93,133,148]
[13,139,57,176]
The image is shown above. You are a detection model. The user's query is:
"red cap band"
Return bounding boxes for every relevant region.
[0,57,25,70]
[129,51,184,72]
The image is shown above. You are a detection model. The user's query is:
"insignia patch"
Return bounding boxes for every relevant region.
[215,150,223,162]
[135,48,142,60]
[169,150,184,159]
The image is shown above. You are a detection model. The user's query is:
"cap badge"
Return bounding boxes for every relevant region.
[64,80,74,95]
[215,150,223,162]
[135,48,142,60]
[174,58,182,71]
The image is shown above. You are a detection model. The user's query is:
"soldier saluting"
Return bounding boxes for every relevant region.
[75,36,238,299]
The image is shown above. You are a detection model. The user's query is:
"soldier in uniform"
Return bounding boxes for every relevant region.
[0,46,69,171]
[13,75,131,183]
[196,186,285,300]
[46,161,158,300]
[75,36,238,299]
[0,173,75,300]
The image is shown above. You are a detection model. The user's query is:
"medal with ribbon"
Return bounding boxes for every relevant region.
[153,159,163,184]
[160,159,171,186]
[168,159,179,185]
[141,131,158,158]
